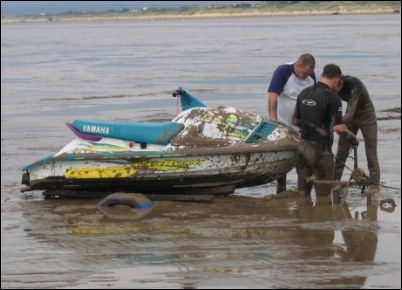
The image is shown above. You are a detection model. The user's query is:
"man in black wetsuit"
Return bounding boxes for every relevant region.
[292,64,358,195]
[335,75,380,186]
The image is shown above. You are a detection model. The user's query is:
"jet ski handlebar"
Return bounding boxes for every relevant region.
[172,87,185,98]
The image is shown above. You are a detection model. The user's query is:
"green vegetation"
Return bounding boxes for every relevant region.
[2,1,400,23]
[257,1,399,12]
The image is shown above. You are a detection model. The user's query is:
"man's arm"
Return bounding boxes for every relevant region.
[330,91,359,147]
[334,124,359,147]
[342,78,364,124]
[343,94,359,124]
[268,92,279,120]
[292,105,301,127]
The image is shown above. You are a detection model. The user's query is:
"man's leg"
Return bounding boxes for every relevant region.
[314,150,335,195]
[296,167,313,196]
[361,123,380,185]
[296,141,314,195]
[277,174,287,193]
[335,126,358,180]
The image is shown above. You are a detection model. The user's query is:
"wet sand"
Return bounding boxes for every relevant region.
[2,191,399,289]
[1,15,401,288]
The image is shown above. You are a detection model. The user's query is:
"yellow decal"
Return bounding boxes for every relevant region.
[133,159,204,171]
[67,225,139,236]
[230,129,248,139]
[65,166,137,179]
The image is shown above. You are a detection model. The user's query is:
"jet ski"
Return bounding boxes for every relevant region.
[21,88,300,198]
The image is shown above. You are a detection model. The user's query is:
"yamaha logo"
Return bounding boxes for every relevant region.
[302,99,316,106]
[82,125,110,135]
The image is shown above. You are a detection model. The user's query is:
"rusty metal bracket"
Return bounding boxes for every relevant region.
[379,198,397,213]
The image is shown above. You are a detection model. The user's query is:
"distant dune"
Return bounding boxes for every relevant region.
[2,1,400,25]
[2,9,400,25]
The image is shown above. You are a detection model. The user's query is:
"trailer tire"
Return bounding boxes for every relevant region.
[98,193,154,219]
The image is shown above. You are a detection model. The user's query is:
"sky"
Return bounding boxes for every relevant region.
[1,1,259,16]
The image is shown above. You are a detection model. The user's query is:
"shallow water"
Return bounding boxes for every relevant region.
[1,15,401,288]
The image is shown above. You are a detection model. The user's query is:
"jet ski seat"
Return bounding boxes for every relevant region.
[71,120,184,145]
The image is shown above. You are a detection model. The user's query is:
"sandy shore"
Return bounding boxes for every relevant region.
[1,9,398,25]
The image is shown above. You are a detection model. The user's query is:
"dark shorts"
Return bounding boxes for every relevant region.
[296,140,334,195]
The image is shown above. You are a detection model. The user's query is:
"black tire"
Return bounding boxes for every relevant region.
[98,193,154,219]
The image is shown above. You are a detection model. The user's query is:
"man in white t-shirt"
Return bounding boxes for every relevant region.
[267,53,316,193]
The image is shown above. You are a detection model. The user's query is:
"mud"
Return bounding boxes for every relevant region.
[2,15,401,289]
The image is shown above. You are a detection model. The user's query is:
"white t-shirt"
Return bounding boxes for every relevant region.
[268,63,316,131]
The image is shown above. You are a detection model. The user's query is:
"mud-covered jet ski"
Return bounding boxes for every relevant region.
[21,88,300,198]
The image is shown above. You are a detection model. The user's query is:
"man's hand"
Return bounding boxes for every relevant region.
[350,139,359,148]
[344,131,359,148]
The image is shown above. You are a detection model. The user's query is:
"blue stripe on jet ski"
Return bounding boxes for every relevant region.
[22,151,182,171]
[22,154,54,171]
[62,150,181,161]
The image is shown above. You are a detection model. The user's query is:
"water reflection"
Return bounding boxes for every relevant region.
[14,191,387,289]
[2,14,400,289]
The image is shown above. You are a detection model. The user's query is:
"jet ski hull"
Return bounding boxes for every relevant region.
[23,141,297,196]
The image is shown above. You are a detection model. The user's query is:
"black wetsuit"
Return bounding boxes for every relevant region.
[294,82,343,195]
[335,75,380,185]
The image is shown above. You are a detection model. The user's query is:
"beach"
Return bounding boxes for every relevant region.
[1,14,401,288]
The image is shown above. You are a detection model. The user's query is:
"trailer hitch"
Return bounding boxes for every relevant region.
[350,147,370,194]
